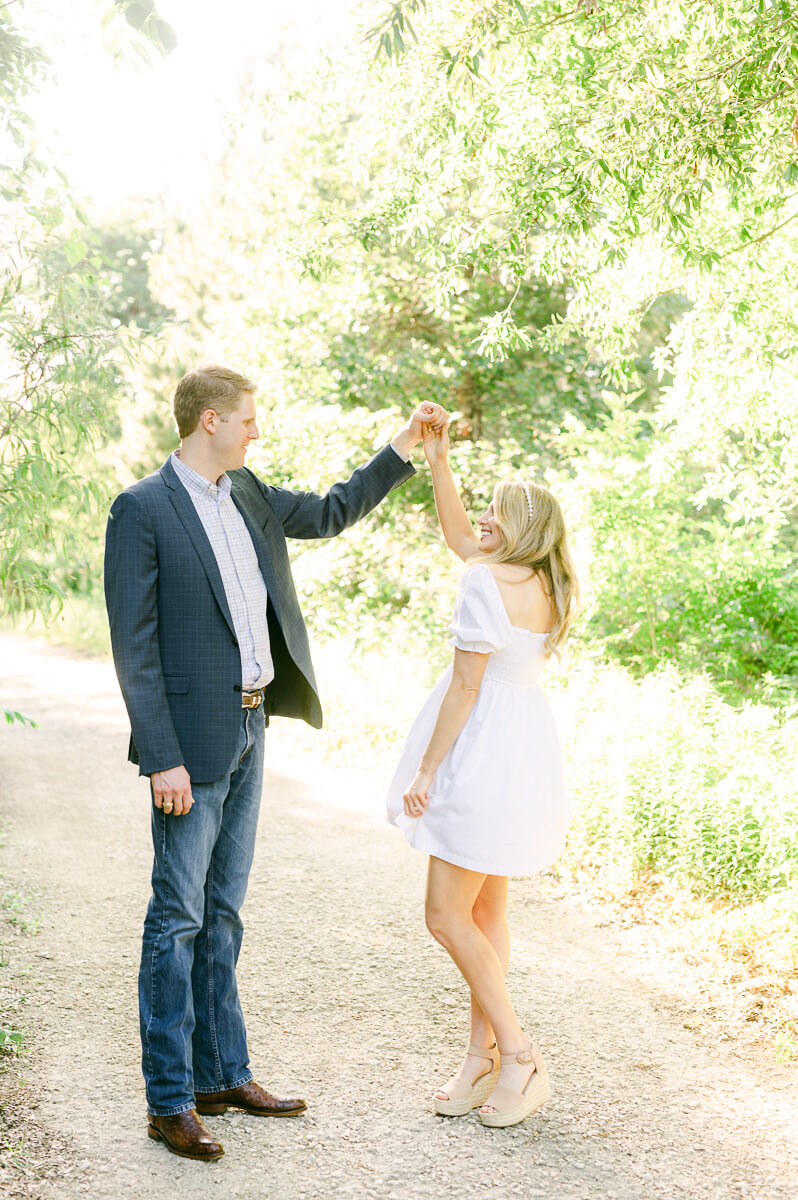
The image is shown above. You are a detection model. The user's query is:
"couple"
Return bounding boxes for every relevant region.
[104,364,578,1162]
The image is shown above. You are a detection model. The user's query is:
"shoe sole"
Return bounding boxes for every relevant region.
[195,1103,307,1117]
[433,1069,499,1117]
[147,1125,224,1161]
[478,1069,551,1128]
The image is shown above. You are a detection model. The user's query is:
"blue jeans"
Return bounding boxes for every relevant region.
[139,705,266,1116]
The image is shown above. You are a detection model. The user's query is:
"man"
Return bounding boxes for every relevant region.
[104,364,444,1162]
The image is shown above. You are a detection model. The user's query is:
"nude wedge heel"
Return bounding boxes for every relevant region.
[478,1043,550,1128]
[433,1042,500,1116]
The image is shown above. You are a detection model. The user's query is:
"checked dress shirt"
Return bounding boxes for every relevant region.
[171,450,273,689]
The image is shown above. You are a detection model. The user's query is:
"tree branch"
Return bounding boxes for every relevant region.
[719,208,798,259]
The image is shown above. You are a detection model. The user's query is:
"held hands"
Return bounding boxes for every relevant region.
[391,402,449,460]
[402,768,434,818]
[409,401,448,442]
[151,765,193,816]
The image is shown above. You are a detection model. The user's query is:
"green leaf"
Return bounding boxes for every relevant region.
[151,17,178,55]
[63,233,89,268]
[122,0,155,31]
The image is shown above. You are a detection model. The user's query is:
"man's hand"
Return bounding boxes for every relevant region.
[391,402,449,460]
[151,765,194,816]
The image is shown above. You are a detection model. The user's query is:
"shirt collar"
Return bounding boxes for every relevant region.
[171,449,231,501]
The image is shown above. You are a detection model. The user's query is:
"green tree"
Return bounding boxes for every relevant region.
[106,1,797,695]
[345,0,798,692]
[0,6,176,618]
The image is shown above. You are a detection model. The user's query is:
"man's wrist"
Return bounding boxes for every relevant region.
[150,762,185,779]
[390,428,415,461]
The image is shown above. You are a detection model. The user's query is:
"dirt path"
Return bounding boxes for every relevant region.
[0,632,796,1200]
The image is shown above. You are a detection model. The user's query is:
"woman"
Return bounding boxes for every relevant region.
[386,418,578,1128]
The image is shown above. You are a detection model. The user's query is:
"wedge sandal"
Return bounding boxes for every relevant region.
[433,1042,500,1116]
[478,1042,550,1128]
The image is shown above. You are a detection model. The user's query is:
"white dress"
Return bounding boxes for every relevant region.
[386,563,571,876]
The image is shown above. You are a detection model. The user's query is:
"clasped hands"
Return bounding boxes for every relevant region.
[391,401,449,461]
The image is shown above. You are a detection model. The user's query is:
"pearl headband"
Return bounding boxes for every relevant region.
[521,482,534,521]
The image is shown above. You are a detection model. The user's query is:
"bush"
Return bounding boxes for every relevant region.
[556,661,798,900]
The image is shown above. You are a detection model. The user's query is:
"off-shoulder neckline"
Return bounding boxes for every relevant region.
[467,563,551,638]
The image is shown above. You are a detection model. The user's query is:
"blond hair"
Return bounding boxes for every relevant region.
[477,480,579,658]
[173,364,257,439]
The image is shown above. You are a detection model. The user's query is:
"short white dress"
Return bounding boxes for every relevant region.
[386,563,571,876]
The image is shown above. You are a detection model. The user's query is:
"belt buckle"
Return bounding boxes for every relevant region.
[241,689,262,710]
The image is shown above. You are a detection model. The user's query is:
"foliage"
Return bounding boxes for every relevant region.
[3,0,790,726]
[321,0,798,697]
[363,0,798,277]
[0,1028,24,1058]
[111,0,177,58]
[0,5,175,621]
[0,879,35,1076]
[2,710,36,729]
[559,660,798,900]
[144,55,634,658]
[555,398,798,699]
[131,2,797,705]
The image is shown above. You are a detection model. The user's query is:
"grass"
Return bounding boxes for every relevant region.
[0,864,38,1190]
[556,659,798,902]
[0,1028,24,1056]
[0,886,34,1064]
[1,893,39,938]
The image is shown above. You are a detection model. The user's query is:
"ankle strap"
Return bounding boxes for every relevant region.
[467,1041,497,1060]
[499,1044,535,1066]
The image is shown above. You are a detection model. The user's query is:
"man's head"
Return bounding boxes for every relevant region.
[173,364,259,472]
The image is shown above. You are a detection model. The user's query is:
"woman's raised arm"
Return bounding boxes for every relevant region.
[423,423,479,561]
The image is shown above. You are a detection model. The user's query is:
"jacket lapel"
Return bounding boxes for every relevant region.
[229,476,283,625]
[160,457,237,637]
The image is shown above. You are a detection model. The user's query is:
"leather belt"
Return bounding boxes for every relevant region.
[241,688,265,710]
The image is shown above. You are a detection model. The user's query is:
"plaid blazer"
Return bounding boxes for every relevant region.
[104,445,415,782]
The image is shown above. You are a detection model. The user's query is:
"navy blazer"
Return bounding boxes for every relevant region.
[104,445,415,782]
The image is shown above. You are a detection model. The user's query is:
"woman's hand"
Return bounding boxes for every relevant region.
[403,769,434,817]
[422,418,449,467]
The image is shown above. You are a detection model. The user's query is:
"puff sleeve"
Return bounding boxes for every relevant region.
[448,565,511,654]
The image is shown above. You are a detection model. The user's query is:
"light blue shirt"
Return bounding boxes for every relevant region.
[171,451,273,689]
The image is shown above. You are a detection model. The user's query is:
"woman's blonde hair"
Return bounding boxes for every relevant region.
[477,480,579,657]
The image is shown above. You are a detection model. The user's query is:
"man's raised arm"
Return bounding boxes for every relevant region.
[260,403,447,540]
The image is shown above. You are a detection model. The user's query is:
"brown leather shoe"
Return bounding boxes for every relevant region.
[147,1109,224,1161]
[195,1078,306,1118]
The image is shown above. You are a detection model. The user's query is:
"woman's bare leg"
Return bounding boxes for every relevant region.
[469,874,510,1047]
[425,858,529,1101]
[434,872,510,1101]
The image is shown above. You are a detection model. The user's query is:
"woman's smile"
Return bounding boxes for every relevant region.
[477,503,502,551]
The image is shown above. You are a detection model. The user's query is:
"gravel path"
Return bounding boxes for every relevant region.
[0,632,796,1200]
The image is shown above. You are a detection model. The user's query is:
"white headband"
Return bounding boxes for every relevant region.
[521,482,534,521]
